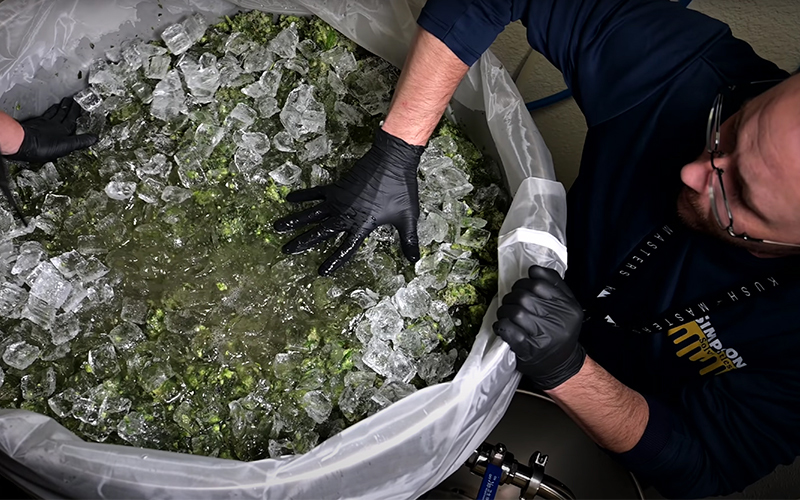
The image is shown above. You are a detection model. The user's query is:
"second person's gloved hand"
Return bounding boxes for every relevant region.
[273,128,425,276]
[493,265,586,391]
[2,96,98,225]
[5,97,98,163]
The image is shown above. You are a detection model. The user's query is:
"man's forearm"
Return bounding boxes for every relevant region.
[382,28,469,146]
[545,356,649,453]
[0,110,24,156]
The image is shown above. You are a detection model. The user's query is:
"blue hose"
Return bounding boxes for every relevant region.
[524,0,693,111]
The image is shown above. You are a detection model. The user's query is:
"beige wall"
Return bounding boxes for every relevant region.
[487,1,800,498]
[489,0,800,191]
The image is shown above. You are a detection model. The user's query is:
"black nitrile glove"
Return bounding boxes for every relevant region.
[493,265,586,391]
[5,97,98,163]
[274,128,425,276]
[2,97,98,224]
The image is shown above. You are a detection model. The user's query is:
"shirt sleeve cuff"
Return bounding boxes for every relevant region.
[417,4,506,67]
[609,396,674,470]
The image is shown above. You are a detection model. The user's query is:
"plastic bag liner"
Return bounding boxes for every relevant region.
[0,1,568,498]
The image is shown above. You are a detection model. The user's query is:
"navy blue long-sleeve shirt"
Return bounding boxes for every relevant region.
[417,0,800,497]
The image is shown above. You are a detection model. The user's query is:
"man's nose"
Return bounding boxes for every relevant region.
[680,154,724,194]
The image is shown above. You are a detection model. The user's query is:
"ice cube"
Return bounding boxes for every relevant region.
[108,323,145,350]
[144,54,171,80]
[310,164,331,187]
[51,313,80,345]
[40,342,71,362]
[361,337,393,377]
[258,97,280,118]
[117,412,154,447]
[161,186,192,204]
[273,351,301,380]
[259,69,282,97]
[327,71,347,96]
[349,59,395,115]
[3,341,40,370]
[21,367,56,401]
[11,241,45,276]
[192,123,225,158]
[74,87,103,112]
[417,211,450,246]
[301,390,332,424]
[224,103,257,130]
[88,344,120,378]
[427,165,473,198]
[0,283,27,318]
[218,53,244,87]
[29,262,72,309]
[139,361,173,392]
[268,161,301,186]
[334,101,363,126]
[365,299,404,342]
[280,84,326,139]
[243,46,273,73]
[298,39,318,59]
[268,438,293,459]
[120,40,144,70]
[393,284,432,319]
[48,388,79,417]
[13,170,47,200]
[22,295,57,329]
[225,32,253,56]
[429,135,458,155]
[181,53,220,103]
[281,58,308,75]
[140,153,171,178]
[429,300,455,334]
[344,370,377,387]
[234,148,263,176]
[182,12,207,43]
[76,256,109,282]
[241,81,266,98]
[72,396,101,425]
[150,70,187,121]
[338,384,377,421]
[89,65,125,97]
[174,146,206,188]
[371,380,417,407]
[449,258,479,283]
[76,234,107,256]
[120,298,148,325]
[395,322,439,358]
[161,23,192,55]
[456,228,491,249]
[104,181,137,200]
[320,46,358,78]
[268,23,299,59]
[350,288,379,309]
[386,350,416,383]
[272,130,295,152]
[299,134,331,162]
[417,349,457,384]
[239,132,271,155]
[355,320,372,344]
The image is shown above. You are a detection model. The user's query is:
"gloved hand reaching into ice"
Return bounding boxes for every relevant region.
[1,97,98,224]
[274,128,425,276]
[5,97,98,163]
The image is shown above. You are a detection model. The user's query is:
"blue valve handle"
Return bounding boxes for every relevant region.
[476,462,503,500]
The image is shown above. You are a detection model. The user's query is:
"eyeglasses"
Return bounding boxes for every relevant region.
[705,79,800,248]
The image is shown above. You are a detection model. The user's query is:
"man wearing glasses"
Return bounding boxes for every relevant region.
[275,0,800,496]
